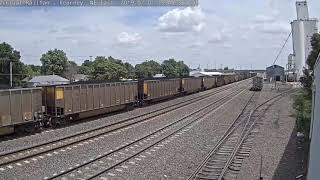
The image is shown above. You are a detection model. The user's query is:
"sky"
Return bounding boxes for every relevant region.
[0,0,319,70]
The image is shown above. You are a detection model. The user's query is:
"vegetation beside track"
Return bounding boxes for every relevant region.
[293,33,320,134]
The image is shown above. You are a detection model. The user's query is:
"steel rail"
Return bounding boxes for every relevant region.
[188,89,295,180]
[217,89,295,179]
[46,86,248,180]
[187,92,256,180]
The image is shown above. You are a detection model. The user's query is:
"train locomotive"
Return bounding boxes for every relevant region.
[0,73,253,136]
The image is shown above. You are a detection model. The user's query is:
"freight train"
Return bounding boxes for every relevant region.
[0,73,253,136]
[250,76,263,91]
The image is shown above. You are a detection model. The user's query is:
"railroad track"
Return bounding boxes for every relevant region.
[188,89,294,180]
[0,80,250,170]
[44,84,250,179]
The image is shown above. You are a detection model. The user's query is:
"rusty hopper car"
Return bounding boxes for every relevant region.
[202,76,217,90]
[138,78,180,104]
[0,88,43,135]
[43,81,138,126]
[181,77,202,94]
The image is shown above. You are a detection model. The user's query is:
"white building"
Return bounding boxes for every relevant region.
[290,1,318,78]
[308,53,320,179]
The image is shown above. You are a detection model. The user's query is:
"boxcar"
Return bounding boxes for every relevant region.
[43,81,138,126]
[202,76,217,90]
[181,77,202,94]
[0,88,43,135]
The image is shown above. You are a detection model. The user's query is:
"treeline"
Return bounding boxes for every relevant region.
[0,42,190,86]
[293,33,320,134]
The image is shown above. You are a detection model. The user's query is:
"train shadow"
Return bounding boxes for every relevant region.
[271,127,309,180]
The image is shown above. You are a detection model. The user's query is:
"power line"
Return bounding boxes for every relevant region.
[272,32,292,65]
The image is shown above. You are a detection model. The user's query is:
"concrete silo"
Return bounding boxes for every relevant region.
[290,1,318,79]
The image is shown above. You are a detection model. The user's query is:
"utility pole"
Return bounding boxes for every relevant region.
[10,60,12,87]
[259,155,263,180]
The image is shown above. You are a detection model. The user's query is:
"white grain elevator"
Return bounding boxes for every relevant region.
[289,1,318,79]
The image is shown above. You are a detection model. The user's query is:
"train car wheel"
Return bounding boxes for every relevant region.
[50,118,62,128]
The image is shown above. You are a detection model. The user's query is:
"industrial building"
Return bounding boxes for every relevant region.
[266,65,285,82]
[288,1,318,79]
[308,53,320,179]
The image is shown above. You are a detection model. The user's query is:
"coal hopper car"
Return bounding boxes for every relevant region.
[43,81,138,126]
[181,77,203,94]
[202,76,217,90]
[138,78,180,104]
[0,88,43,135]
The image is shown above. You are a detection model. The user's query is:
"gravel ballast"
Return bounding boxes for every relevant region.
[0,81,250,179]
[236,85,300,180]
[105,90,254,180]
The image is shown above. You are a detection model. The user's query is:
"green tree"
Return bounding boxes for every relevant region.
[162,59,178,77]
[124,62,135,79]
[40,49,68,76]
[0,42,27,86]
[177,61,190,76]
[27,64,41,75]
[306,33,320,71]
[161,59,190,77]
[24,64,41,78]
[135,60,161,78]
[90,56,128,80]
[65,61,79,81]
[300,33,320,95]
[79,60,94,75]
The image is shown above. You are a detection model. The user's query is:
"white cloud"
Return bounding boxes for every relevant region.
[157,7,205,33]
[188,42,203,48]
[253,14,276,23]
[247,13,290,35]
[222,43,232,49]
[208,30,232,44]
[253,22,290,34]
[116,32,142,46]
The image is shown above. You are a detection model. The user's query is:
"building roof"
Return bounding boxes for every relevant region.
[267,64,284,69]
[22,76,31,82]
[73,74,88,81]
[153,74,166,78]
[190,71,222,77]
[29,75,69,85]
